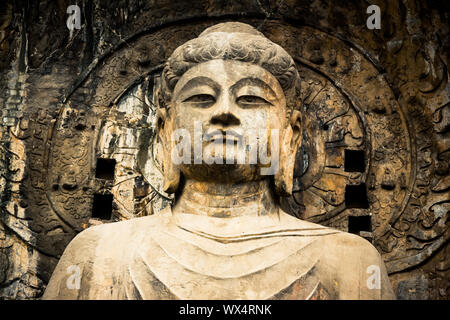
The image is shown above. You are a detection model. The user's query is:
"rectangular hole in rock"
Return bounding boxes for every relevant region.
[345,183,369,208]
[344,149,365,172]
[91,194,113,220]
[95,158,116,180]
[348,215,372,234]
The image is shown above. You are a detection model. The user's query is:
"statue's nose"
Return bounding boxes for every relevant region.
[210,112,240,127]
[210,94,241,127]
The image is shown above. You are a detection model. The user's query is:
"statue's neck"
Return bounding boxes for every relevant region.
[172,179,279,218]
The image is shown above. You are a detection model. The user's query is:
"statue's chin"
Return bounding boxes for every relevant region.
[180,163,263,183]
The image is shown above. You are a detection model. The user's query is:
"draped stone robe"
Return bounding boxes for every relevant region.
[43,207,395,300]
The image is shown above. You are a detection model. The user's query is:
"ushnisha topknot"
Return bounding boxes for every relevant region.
[198,21,265,37]
[157,22,301,115]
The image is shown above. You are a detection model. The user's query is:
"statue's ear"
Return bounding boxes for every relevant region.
[274,110,302,197]
[290,110,302,151]
[156,107,181,194]
[156,108,167,133]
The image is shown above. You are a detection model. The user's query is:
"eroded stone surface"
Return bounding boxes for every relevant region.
[0,0,448,299]
[43,22,395,300]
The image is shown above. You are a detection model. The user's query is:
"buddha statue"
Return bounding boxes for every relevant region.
[43,22,395,300]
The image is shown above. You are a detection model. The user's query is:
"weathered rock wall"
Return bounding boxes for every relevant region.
[0,0,448,299]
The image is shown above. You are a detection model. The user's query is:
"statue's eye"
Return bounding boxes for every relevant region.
[183,94,215,107]
[237,95,271,107]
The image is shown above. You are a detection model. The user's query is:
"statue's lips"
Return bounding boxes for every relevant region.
[204,130,243,144]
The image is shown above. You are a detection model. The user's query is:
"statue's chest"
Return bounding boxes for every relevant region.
[125,230,333,300]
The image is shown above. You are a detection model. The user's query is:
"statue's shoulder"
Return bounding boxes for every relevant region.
[61,208,171,263]
[43,211,169,299]
[278,211,395,299]
[76,211,168,247]
[279,210,381,261]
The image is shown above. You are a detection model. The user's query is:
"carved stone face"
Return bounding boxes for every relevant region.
[165,59,293,183]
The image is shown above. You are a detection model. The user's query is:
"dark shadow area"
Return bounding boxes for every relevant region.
[95,158,116,180]
[345,183,369,208]
[348,215,372,234]
[92,194,113,219]
[344,149,365,172]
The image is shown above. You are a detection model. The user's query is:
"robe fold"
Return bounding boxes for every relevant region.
[43,207,395,300]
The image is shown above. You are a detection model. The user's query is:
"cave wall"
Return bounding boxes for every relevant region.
[0,0,448,299]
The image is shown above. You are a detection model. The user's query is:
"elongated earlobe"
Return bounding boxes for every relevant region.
[290,110,302,150]
[274,126,295,196]
[163,155,180,194]
[157,109,181,194]
[274,111,302,196]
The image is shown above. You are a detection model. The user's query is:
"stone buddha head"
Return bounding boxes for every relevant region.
[156,22,302,198]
